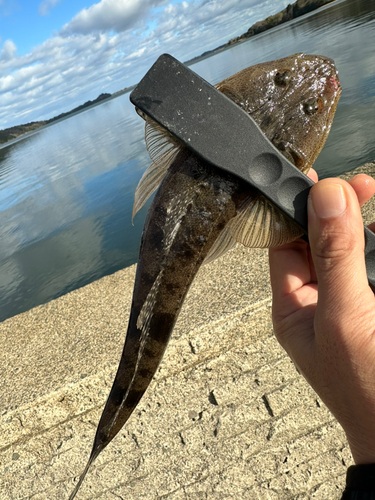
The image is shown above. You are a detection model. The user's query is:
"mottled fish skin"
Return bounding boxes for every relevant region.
[69,53,341,498]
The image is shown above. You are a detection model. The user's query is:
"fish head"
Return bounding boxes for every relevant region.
[216,53,342,173]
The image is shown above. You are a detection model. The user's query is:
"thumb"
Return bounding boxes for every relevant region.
[308,178,372,315]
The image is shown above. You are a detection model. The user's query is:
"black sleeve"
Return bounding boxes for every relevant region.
[341,464,375,499]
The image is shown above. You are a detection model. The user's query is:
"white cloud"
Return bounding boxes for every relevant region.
[0,39,17,61]
[60,0,169,36]
[39,0,61,16]
[144,0,283,62]
[129,46,146,58]
[0,0,291,129]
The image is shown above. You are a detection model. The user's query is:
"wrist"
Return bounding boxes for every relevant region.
[347,434,375,466]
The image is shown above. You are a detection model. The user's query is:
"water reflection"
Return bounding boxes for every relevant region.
[0,94,152,321]
[0,0,375,322]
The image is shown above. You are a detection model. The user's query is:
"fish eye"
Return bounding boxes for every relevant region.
[303,97,323,115]
[274,70,292,86]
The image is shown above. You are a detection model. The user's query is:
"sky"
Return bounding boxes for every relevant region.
[0,0,291,129]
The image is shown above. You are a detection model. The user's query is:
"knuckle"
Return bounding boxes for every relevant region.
[313,225,356,261]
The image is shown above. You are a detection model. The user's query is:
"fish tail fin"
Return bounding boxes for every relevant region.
[68,445,101,500]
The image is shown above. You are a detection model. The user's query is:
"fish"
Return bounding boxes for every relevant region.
[68,53,341,498]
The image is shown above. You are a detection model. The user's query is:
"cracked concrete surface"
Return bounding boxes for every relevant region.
[1,163,375,500]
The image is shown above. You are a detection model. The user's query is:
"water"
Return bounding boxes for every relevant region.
[1,0,375,322]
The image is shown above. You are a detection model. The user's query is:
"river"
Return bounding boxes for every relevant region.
[0,0,374,322]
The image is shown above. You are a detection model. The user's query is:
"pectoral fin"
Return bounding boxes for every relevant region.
[228,195,304,247]
[204,195,304,264]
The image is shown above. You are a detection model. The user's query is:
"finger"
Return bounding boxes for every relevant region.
[269,239,312,299]
[347,174,375,207]
[269,168,317,298]
[308,178,375,323]
[269,238,319,325]
[307,168,318,183]
[269,166,318,309]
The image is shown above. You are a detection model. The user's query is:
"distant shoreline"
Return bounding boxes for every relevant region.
[184,0,337,65]
[0,0,336,146]
[0,86,135,146]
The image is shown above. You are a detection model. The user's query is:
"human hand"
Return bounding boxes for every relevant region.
[269,171,375,464]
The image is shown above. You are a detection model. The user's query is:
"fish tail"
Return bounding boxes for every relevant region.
[68,448,98,500]
[68,150,247,498]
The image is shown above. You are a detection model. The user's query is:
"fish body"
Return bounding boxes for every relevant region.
[69,53,341,498]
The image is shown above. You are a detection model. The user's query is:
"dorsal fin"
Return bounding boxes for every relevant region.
[132,116,182,221]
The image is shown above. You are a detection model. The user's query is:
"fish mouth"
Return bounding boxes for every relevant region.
[328,68,342,96]
[320,58,342,98]
[331,74,341,92]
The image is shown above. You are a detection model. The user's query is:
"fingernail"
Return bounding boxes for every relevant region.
[310,183,347,218]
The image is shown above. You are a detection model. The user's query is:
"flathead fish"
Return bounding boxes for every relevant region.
[69,53,341,498]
